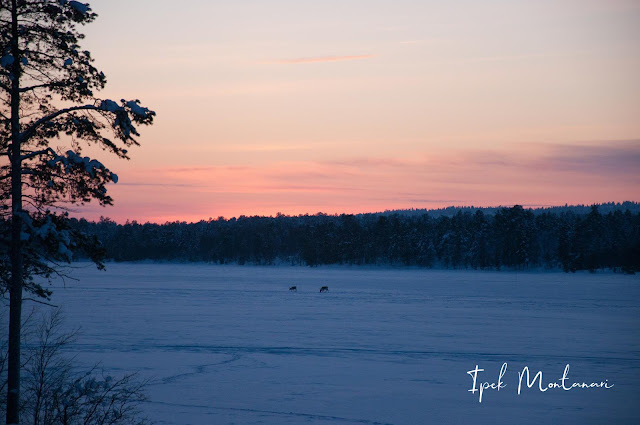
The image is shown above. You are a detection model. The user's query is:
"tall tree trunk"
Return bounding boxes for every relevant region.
[6,0,22,423]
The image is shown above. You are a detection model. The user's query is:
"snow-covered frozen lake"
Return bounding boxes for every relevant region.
[36,263,640,424]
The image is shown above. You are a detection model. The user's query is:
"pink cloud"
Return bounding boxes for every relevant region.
[74,140,640,223]
[267,54,376,64]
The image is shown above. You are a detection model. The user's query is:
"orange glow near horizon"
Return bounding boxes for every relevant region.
[67,0,640,223]
[74,140,640,224]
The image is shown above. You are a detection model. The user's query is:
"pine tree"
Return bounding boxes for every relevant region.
[0,2,154,423]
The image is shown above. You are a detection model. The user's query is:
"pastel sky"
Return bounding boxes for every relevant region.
[76,0,639,223]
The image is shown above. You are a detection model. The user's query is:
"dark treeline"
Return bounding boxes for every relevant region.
[378,201,640,218]
[70,203,640,273]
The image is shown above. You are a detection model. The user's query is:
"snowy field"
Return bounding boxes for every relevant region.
[30,263,640,424]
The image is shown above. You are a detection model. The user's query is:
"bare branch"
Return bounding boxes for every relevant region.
[20,146,55,161]
[22,297,59,307]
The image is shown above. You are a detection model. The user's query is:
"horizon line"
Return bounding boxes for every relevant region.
[74,200,640,225]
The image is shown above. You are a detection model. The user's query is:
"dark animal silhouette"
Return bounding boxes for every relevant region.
[319,286,329,293]
[289,286,297,291]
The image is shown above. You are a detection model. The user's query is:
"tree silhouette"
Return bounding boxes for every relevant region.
[0,1,154,422]
[65,205,640,273]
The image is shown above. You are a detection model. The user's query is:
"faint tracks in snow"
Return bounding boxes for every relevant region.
[149,344,640,364]
[155,353,242,385]
[148,400,393,425]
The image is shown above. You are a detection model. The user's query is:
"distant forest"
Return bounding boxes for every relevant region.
[71,202,640,273]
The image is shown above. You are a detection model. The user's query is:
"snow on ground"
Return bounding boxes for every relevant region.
[29,264,640,424]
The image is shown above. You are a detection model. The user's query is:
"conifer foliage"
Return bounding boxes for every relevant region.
[0,1,154,422]
[79,204,640,274]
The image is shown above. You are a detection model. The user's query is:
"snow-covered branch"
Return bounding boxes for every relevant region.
[19,103,100,143]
